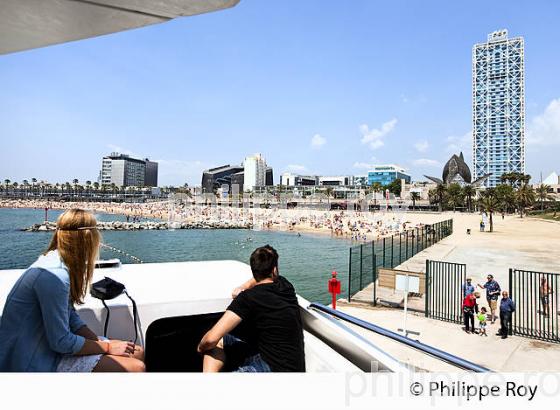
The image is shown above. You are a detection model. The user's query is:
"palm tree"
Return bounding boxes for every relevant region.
[516,184,535,218]
[85,180,92,199]
[478,193,498,232]
[325,186,334,208]
[494,184,515,214]
[446,183,464,212]
[410,191,421,210]
[72,179,79,197]
[520,174,531,185]
[435,184,447,212]
[463,185,475,212]
[4,179,10,193]
[535,184,554,211]
[22,180,29,197]
[500,172,512,186]
[371,182,382,209]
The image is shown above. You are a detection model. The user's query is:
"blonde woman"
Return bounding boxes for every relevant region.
[0,209,145,372]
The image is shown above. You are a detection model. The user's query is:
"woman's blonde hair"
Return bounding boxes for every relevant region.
[45,209,101,305]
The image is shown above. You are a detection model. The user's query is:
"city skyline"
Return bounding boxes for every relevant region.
[1,1,560,186]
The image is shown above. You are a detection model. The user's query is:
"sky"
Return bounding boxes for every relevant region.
[1,0,560,186]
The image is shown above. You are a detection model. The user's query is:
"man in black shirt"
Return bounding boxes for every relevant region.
[197,245,305,372]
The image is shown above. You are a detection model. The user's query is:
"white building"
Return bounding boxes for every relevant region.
[99,152,158,187]
[243,153,267,191]
[543,172,559,186]
[318,176,353,186]
[280,172,318,186]
[473,29,525,188]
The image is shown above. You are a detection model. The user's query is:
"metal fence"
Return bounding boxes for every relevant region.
[347,219,453,303]
[425,260,466,323]
[509,269,560,343]
[348,243,377,303]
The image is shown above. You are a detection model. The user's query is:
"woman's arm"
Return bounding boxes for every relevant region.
[34,270,86,355]
[75,325,99,341]
[76,339,136,357]
[34,270,134,357]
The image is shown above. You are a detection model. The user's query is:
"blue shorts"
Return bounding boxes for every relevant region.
[222,334,271,373]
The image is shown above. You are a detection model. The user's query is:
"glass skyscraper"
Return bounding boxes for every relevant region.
[472,29,525,188]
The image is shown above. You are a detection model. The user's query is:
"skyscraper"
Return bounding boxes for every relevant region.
[472,29,525,188]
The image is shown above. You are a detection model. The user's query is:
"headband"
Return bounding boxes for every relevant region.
[56,226,98,231]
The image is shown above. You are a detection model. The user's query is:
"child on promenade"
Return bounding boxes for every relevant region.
[478,307,488,337]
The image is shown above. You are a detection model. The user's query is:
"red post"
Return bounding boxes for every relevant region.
[328,271,341,310]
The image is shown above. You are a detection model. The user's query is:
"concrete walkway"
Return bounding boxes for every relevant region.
[352,212,560,312]
[337,303,560,372]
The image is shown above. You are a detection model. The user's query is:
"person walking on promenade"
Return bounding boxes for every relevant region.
[462,278,475,298]
[497,291,515,339]
[462,292,480,334]
[478,274,501,324]
[540,277,553,317]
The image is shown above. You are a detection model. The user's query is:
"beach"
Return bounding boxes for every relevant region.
[0,198,432,242]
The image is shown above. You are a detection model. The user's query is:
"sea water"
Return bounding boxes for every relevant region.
[0,208,352,303]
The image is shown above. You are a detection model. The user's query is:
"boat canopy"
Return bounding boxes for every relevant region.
[0,0,240,55]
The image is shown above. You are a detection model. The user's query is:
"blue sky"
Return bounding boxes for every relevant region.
[1,0,560,186]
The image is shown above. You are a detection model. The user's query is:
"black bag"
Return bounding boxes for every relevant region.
[90,277,125,300]
[90,277,139,344]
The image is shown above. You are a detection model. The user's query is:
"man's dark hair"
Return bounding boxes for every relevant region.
[250,245,279,281]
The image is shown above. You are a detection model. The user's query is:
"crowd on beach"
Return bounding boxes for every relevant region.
[0,198,424,242]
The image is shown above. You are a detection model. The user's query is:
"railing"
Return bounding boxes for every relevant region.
[309,303,489,372]
[425,260,466,323]
[347,219,453,302]
[509,268,560,343]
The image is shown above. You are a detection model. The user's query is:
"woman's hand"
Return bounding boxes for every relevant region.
[107,340,136,357]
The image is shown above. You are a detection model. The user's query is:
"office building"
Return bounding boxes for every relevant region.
[243,153,267,191]
[367,165,411,186]
[318,176,352,186]
[144,159,158,187]
[201,164,244,193]
[280,173,318,186]
[473,29,525,188]
[353,175,368,187]
[201,159,273,193]
[99,152,158,187]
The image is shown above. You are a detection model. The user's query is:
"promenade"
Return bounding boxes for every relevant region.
[344,212,560,371]
[337,303,560,372]
[352,212,560,306]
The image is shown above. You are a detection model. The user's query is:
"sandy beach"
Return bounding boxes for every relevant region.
[0,198,434,243]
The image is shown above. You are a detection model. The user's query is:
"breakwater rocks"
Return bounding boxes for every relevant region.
[22,220,253,232]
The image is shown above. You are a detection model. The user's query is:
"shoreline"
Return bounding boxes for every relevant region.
[0,198,435,243]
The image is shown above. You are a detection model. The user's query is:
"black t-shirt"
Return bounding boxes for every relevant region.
[227,276,305,372]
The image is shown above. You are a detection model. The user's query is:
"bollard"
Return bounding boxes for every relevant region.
[328,271,341,310]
